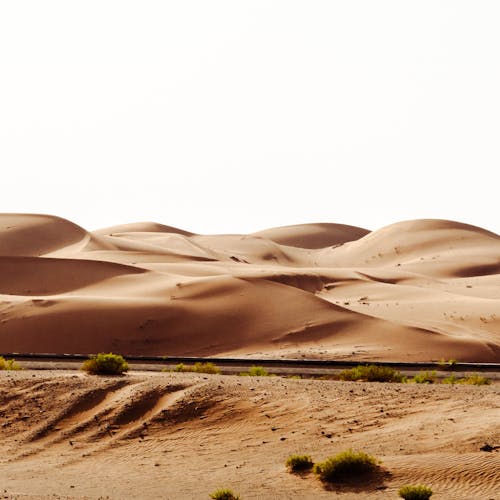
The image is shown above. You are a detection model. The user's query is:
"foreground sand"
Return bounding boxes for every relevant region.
[1,214,499,362]
[0,370,498,499]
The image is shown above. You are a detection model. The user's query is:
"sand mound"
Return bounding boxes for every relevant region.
[0,214,499,362]
[93,221,194,237]
[316,219,499,268]
[252,222,370,249]
[0,214,91,256]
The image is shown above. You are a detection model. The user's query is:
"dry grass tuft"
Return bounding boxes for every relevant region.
[174,362,221,374]
[338,365,405,383]
[286,454,314,472]
[313,449,381,483]
[398,484,433,499]
[239,366,270,376]
[0,356,22,370]
[209,488,240,499]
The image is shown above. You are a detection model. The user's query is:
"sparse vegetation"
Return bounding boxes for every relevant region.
[209,488,240,500]
[398,484,433,499]
[437,358,457,370]
[313,449,380,483]
[0,356,22,370]
[412,371,437,384]
[286,454,314,472]
[174,362,221,374]
[338,365,406,383]
[441,374,459,384]
[443,374,490,386]
[239,366,270,376]
[460,374,490,385]
[81,353,129,375]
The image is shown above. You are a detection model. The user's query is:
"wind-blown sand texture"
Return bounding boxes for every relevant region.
[0,213,499,362]
[0,370,498,499]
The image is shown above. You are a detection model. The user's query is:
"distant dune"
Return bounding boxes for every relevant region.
[0,214,499,362]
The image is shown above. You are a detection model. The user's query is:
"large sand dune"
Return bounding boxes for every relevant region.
[1,214,499,362]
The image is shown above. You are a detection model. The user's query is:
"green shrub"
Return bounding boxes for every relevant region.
[412,371,437,384]
[194,362,221,374]
[437,358,457,370]
[441,373,490,385]
[81,353,129,375]
[174,362,221,374]
[460,374,490,385]
[286,454,314,472]
[398,484,433,499]
[442,374,459,384]
[209,488,240,500]
[0,356,22,370]
[313,449,380,482]
[239,366,269,377]
[338,365,405,383]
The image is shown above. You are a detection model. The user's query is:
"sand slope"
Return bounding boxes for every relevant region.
[0,214,499,362]
[0,371,498,499]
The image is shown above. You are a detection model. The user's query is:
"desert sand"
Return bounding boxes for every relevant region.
[0,370,498,499]
[0,213,499,362]
[1,214,499,499]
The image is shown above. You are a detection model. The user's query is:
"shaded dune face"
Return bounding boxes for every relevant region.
[0,214,499,362]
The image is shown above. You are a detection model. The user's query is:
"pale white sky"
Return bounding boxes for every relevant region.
[1,1,499,234]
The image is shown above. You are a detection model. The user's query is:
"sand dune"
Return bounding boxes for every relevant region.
[252,222,370,249]
[0,214,499,362]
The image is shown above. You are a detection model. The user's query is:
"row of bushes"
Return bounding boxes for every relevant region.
[79,355,491,386]
[173,362,221,374]
[337,365,490,385]
[171,362,489,385]
[82,356,277,376]
[172,364,271,376]
[2,354,491,386]
[162,362,491,385]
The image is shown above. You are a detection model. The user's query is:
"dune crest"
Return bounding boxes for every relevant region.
[0,214,499,362]
[252,222,370,249]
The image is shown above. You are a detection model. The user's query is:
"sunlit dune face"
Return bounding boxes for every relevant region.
[0,214,498,363]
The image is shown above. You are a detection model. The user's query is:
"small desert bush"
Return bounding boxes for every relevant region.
[0,356,22,370]
[209,488,240,500]
[191,362,221,374]
[313,449,380,483]
[338,365,405,383]
[441,374,459,384]
[174,362,221,374]
[239,366,269,376]
[286,454,314,472]
[81,353,129,375]
[398,484,433,499]
[443,373,490,386]
[412,371,437,384]
[437,358,457,370]
[460,373,490,385]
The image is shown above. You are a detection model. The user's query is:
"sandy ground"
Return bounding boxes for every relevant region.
[1,214,499,362]
[0,370,498,499]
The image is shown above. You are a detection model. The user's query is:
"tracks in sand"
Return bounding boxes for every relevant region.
[12,377,206,461]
